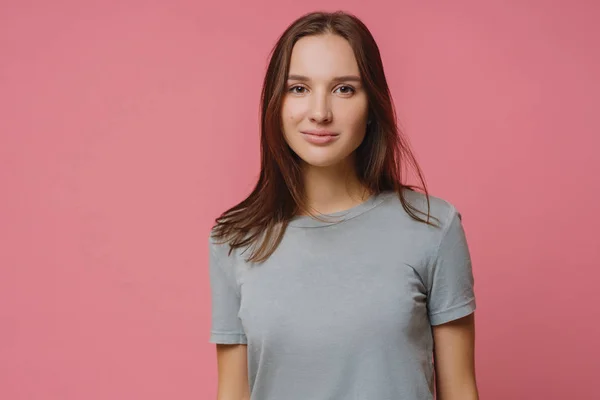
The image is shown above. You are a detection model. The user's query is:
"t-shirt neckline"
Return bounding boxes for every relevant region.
[288,190,395,228]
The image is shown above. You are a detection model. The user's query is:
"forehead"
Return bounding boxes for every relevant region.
[288,34,360,78]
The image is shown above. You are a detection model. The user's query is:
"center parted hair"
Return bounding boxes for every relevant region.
[211,10,439,263]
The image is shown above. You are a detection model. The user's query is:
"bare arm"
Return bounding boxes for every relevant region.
[432,313,479,400]
[215,344,250,400]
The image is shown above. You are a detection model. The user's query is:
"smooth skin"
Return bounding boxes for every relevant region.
[281,33,372,214]
[215,33,479,400]
[215,344,249,400]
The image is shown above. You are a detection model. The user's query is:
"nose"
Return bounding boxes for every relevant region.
[309,92,332,124]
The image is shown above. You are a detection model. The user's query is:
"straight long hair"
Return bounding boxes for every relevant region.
[211,10,440,263]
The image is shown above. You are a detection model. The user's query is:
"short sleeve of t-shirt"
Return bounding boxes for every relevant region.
[426,205,476,326]
[208,234,248,344]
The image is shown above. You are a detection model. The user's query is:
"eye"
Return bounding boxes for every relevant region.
[288,85,307,94]
[335,85,356,95]
[287,84,356,95]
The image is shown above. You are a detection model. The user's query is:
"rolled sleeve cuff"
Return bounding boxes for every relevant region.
[209,331,248,344]
[429,298,476,326]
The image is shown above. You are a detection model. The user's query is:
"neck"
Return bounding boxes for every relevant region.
[299,157,371,216]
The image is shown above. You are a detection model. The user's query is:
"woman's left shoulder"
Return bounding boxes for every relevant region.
[395,187,462,228]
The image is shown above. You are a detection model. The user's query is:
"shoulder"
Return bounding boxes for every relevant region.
[376,189,465,266]
[384,187,459,232]
[208,226,232,266]
[208,225,254,271]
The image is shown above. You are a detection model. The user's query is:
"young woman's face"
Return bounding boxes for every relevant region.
[281,34,369,169]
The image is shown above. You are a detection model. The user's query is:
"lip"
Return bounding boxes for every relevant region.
[301,129,339,136]
[300,130,340,145]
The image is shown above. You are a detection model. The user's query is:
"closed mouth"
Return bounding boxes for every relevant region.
[301,131,339,137]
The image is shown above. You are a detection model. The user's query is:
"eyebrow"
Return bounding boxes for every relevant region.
[287,74,362,83]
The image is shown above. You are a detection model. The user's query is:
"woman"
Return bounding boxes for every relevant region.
[208,10,479,400]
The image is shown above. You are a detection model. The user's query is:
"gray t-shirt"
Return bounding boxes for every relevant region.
[208,189,476,400]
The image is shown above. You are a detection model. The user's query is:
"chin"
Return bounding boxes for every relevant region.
[287,139,358,169]
[303,160,337,168]
[297,153,347,168]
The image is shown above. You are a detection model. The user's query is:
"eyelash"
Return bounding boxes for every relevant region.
[288,85,356,95]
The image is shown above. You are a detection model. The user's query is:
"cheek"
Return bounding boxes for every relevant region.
[337,96,368,125]
[338,107,368,132]
[282,103,303,124]
[281,104,302,142]
[281,107,305,140]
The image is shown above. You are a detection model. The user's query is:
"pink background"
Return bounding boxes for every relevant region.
[1,0,599,398]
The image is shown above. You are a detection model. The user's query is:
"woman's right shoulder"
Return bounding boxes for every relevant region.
[208,224,248,260]
[208,224,228,251]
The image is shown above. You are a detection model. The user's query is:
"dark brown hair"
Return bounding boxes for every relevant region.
[211,10,440,263]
